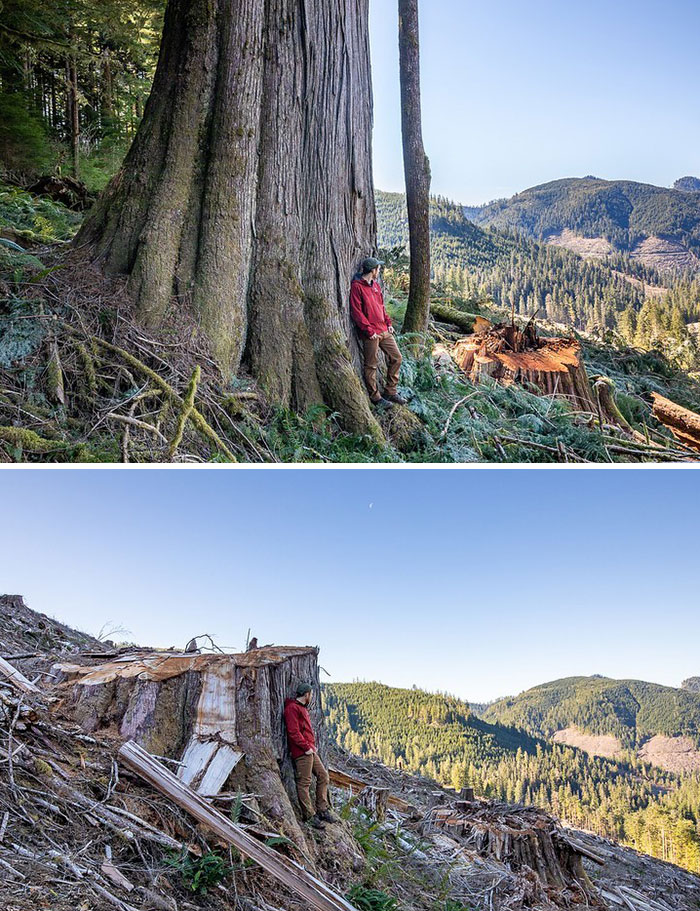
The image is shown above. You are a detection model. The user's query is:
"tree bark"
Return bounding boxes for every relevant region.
[75,0,381,439]
[398,0,431,350]
[67,55,80,180]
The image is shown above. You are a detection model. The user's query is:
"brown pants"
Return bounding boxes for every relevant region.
[294,753,329,819]
[363,331,402,401]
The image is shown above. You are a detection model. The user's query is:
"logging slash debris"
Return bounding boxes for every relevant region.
[1,594,700,911]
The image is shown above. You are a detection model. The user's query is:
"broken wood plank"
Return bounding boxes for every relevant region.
[561,834,608,865]
[118,741,360,911]
[178,737,243,796]
[101,859,135,892]
[0,656,40,693]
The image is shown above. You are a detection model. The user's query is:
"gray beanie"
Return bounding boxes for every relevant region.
[295,682,312,697]
[361,256,384,274]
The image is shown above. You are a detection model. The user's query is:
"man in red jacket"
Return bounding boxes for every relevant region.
[349,257,407,406]
[284,683,336,829]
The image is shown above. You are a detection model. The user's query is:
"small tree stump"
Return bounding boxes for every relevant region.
[359,786,389,822]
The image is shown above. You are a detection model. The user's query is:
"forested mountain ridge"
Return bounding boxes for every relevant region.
[465,177,700,272]
[1,181,700,463]
[377,189,700,369]
[482,675,700,761]
[3,595,700,911]
[324,681,700,873]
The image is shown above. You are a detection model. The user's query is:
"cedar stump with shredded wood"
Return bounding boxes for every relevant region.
[54,646,324,840]
[451,321,597,412]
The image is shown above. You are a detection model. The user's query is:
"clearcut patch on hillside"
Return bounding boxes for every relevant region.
[631,236,700,273]
[552,725,623,759]
[545,228,615,258]
[638,734,700,774]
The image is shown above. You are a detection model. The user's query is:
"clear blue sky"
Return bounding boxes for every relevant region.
[369,0,700,204]
[1,468,698,702]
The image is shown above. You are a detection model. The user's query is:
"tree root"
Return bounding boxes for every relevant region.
[167,365,200,460]
[62,326,237,461]
[0,426,65,452]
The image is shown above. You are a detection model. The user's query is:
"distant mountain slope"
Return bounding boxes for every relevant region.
[483,675,700,756]
[674,177,700,193]
[323,681,700,872]
[376,190,664,332]
[467,178,700,273]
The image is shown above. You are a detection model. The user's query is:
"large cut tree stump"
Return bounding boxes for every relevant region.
[54,646,323,839]
[425,803,600,901]
[451,322,597,412]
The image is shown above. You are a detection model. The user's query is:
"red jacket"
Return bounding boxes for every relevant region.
[349,277,392,338]
[284,698,317,759]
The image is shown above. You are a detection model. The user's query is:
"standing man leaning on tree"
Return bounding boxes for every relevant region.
[350,257,407,406]
[284,683,336,830]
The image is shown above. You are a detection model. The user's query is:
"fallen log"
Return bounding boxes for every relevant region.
[650,393,700,452]
[118,741,360,911]
[27,175,94,211]
[328,768,415,814]
[430,302,477,333]
[0,656,40,694]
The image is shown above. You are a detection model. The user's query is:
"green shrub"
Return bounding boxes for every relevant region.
[166,850,231,894]
[346,883,398,911]
[0,182,81,242]
[0,295,47,368]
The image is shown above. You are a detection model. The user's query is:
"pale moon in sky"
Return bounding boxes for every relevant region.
[369,503,374,509]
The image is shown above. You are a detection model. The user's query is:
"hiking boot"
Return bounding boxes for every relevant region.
[318,809,338,824]
[371,396,392,408]
[382,392,407,405]
[305,814,326,829]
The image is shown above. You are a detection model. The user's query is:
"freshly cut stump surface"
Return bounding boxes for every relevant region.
[451,322,597,412]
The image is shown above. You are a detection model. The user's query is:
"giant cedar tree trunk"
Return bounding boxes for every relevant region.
[398,0,431,349]
[76,0,381,438]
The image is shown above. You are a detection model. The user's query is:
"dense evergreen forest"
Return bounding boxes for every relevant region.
[324,682,700,874]
[0,0,164,189]
[377,192,700,371]
[482,676,700,747]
